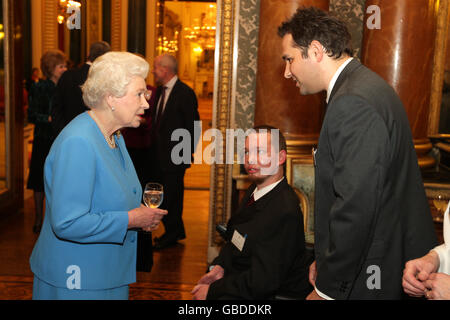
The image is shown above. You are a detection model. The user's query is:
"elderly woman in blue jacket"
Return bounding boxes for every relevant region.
[29,52,167,300]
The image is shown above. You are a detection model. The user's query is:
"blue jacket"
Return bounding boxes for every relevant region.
[30,112,141,290]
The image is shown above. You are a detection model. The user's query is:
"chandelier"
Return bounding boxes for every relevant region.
[183,4,216,50]
[158,31,180,54]
[57,0,82,25]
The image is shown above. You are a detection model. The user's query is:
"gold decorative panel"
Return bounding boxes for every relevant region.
[110,0,122,51]
[208,0,237,258]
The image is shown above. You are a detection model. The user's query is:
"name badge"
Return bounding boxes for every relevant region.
[231,230,247,252]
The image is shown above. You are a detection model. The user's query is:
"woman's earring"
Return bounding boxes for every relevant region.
[111,106,115,111]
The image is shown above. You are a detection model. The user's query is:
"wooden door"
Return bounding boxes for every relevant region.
[0,0,24,217]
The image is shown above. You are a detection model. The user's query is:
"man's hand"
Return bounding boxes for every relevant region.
[309,260,317,286]
[191,284,209,300]
[198,265,225,285]
[402,251,440,297]
[424,273,450,300]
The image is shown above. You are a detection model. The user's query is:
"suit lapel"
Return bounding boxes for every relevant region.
[159,79,180,125]
[152,86,163,125]
[229,179,288,227]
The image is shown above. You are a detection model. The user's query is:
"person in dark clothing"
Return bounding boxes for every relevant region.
[149,54,200,250]
[192,126,312,300]
[27,49,67,233]
[279,7,437,299]
[51,41,110,137]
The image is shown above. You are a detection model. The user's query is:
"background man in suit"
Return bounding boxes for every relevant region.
[150,54,200,250]
[278,7,437,299]
[51,41,111,137]
[192,125,312,299]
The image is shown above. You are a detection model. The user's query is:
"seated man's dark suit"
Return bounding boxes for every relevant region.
[207,178,312,299]
[314,59,438,299]
[51,63,90,137]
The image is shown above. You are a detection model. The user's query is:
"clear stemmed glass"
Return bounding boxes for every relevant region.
[433,194,448,223]
[143,182,164,208]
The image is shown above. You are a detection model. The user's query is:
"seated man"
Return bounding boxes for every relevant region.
[192,125,312,300]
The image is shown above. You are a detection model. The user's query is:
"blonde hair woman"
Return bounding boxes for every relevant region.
[30,52,167,300]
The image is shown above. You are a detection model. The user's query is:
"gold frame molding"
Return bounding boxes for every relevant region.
[207,0,238,261]
[428,0,450,135]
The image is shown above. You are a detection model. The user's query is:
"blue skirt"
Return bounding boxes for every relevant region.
[32,276,129,300]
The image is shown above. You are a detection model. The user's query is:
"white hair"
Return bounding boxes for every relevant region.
[82,51,149,109]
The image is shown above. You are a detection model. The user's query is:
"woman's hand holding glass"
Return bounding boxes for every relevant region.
[128,205,167,232]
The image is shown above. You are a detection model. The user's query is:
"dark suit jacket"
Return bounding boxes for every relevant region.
[207,179,312,300]
[314,59,437,299]
[51,63,90,137]
[150,79,200,173]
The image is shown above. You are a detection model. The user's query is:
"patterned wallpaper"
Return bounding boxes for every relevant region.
[233,0,367,130]
[330,0,366,59]
[234,0,261,131]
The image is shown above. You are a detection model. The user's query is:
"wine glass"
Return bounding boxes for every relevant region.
[143,183,164,208]
[433,194,449,223]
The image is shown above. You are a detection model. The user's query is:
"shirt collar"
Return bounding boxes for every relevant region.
[252,177,284,201]
[326,57,353,103]
[164,75,178,91]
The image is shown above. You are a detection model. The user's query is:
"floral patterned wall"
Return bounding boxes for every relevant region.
[330,0,366,59]
[234,0,261,131]
[233,0,366,130]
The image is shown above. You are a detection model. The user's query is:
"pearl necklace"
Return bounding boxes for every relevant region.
[88,111,116,149]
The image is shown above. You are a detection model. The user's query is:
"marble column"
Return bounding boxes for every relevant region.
[361,0,438,168]
[253,0,329,244]
[254,0,329,186]
[254,0,328,149]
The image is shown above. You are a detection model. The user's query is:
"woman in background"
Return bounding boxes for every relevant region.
[27,50,67,233]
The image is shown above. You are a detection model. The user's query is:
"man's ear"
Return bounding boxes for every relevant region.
[310,40,325,62]
[279,149,287,166]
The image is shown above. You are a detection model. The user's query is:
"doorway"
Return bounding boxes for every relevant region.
[158,0,216,190]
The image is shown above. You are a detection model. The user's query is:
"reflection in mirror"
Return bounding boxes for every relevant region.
[159,0,216,190]
[0,3,5,191]
[162,1,216,103]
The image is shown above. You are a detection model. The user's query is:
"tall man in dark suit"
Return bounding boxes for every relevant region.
[192,125,312,299]
[150,54,200,250]
[278,7,437,299]
[51,41,111,137]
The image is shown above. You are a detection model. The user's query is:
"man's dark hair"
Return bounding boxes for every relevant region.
[252,125,287,153]
[88,41,111,62]
[250,125,287,175]
[278,7,353,59]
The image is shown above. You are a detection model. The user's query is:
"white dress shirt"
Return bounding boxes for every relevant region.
[157,75,178,115]
[251,178,284,201]
[432,201,450,273]
[326,57,353,103]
